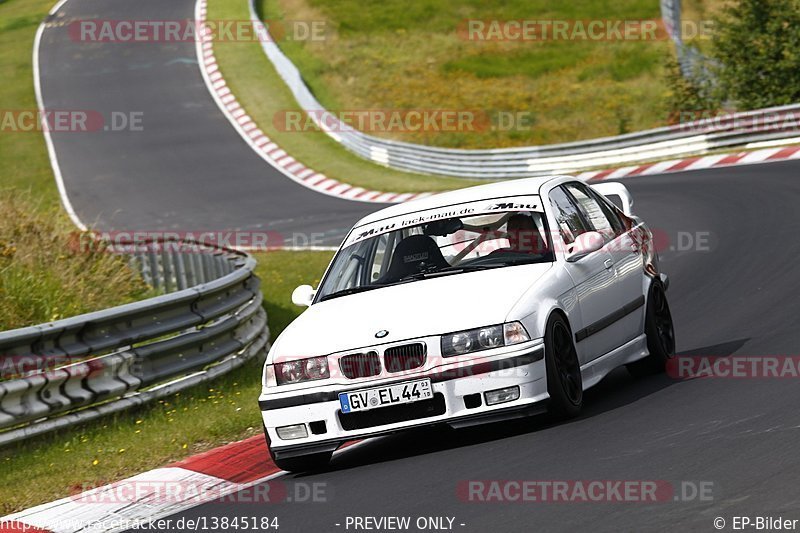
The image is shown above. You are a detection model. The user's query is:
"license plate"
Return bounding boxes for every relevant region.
[339,379,433,413]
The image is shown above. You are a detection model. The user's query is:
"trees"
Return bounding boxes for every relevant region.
[711,0,800,109]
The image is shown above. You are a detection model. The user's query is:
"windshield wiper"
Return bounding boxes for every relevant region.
[318,285,384,302]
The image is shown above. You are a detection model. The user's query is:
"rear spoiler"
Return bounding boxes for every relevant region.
[589,182,634,216]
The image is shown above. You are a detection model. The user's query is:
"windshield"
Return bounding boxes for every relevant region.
[316,199,553,302]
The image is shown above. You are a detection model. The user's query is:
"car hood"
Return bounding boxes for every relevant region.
[269,263,552,360]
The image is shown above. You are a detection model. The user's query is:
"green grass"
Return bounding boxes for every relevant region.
[254,0,675,147]
[256,250,333,334]
[209,0,475,193]
[0,0,60,205]
[305,0,659,34]
[0,193,155,329]
[0,250,334,513]
[443,44,592,79]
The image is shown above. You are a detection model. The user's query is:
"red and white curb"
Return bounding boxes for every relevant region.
[0,436,362,533]
[576,144,800,182]
[0,436,279,533]
[194,0,431,205]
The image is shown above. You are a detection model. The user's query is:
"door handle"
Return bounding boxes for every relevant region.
[604,259,614,270]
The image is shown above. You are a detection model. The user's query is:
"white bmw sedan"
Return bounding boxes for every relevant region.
[259,176,675,471]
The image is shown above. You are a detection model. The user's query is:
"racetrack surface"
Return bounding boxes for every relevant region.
[39,0,381,247]
[142,162,800,532]
[39,0,800,531]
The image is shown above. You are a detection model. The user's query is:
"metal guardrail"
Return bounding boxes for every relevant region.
[248,0,800,179]
[0,240,269,446]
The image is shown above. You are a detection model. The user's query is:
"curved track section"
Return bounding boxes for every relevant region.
[38,0,381,247]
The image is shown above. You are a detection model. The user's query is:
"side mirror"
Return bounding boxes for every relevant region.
[291,285,315,307]
[566,231,605,262]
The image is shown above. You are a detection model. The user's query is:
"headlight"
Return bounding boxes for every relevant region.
[275,356,329,385]
[441,322,530,357]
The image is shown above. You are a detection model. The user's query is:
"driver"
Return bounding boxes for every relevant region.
[492,214,544,254]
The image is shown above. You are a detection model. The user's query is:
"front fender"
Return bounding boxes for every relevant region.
[507,265,581,341]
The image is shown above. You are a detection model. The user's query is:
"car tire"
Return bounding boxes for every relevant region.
[627,279,676,377]
[273,452,332,473]
[544,313,583,419]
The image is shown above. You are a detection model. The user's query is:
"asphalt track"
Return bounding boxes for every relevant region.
[39,0,800,532]
[39,0,380,246]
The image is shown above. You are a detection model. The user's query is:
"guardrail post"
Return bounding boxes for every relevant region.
[174,251,188,290]
[161,248,174,293]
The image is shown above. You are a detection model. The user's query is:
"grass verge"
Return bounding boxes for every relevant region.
[208,0,476,193]
[0,193,156,329]
[0,0,61,205]
[0,250,335,513]
[255,0,673,148]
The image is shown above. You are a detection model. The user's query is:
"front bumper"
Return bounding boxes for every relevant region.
[260,342,549,459]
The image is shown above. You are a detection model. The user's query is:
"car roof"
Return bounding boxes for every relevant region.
[354,175,575,227]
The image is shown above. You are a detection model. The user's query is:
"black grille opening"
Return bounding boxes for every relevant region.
[464,393,482,409]
[309,421,327,435]
[384,343,426,373]
[339,351,381,379]
[338,393,446,431]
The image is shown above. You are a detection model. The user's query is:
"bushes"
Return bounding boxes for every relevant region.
[663,53,718,124]
[712,0,800,109]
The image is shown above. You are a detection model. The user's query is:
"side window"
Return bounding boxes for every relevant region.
[563,182,621,239]
[587,187,628,234]
[325,247,365,292]
[549,187,589,244]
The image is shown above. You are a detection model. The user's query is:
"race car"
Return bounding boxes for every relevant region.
[258,176,675,471]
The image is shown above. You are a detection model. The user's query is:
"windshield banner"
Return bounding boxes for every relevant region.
[343,195,543,247]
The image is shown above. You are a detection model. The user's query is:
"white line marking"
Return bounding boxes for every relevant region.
[33,0,87,232]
